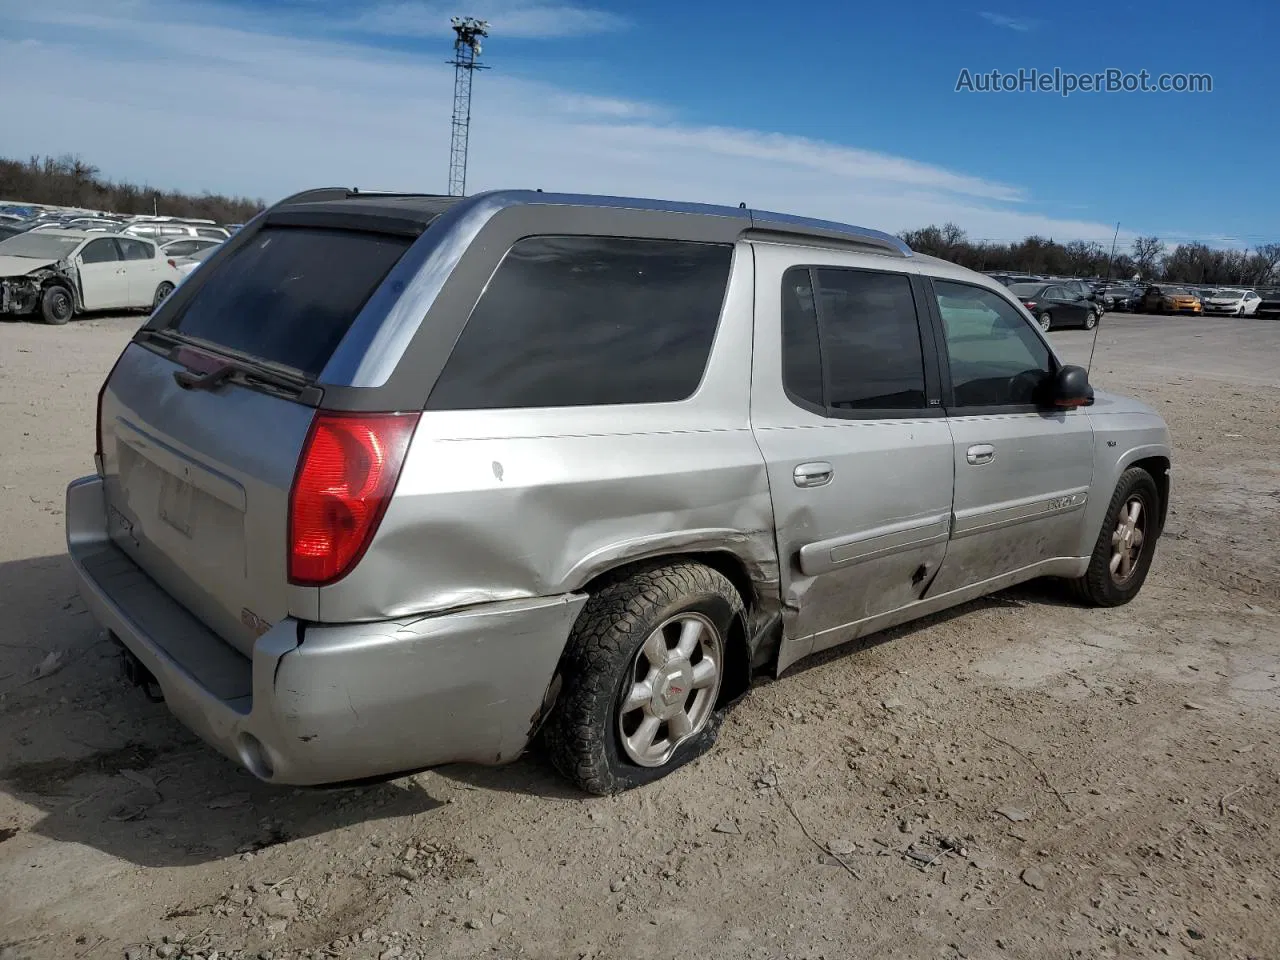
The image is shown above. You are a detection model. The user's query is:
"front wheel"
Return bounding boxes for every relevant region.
[1084,312,1098,330]
[1068,467,1161,606]
[544,561,743,795]
[1038,311,1052,332]
[40,285,74,325]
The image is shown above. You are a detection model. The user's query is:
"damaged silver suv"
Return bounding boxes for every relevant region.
[66,188,1172,794]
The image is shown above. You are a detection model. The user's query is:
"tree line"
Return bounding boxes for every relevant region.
[900,223,1280,288]
[0,155,264,225]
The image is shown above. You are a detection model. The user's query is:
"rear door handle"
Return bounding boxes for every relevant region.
[793,462,833,488]
[966,444,995,466]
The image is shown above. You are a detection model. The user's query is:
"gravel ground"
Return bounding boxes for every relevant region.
[1,312,1278,960]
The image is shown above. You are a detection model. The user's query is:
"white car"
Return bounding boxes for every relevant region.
[0,230,183,324]
[158,237,223,260]
[1202,289,1262,316]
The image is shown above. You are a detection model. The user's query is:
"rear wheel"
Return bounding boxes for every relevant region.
[153,282,175,310]
[1084,311,1098,330]
[1038,311,1052,332]
[40,285,73,325]
[1068,468,1161,606]
[544,561,743,795]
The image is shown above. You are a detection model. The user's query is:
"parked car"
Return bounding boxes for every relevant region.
[1008,282,1101,330]
[171,243,219,278]
[1256,290,1280,319]
[0,224,21,242]
[0,230,182,323]
[159,237,223,260]
[66,188,1172,794]
[123,221,230,241]
[1101,284,1142,312]
[1137,285,1202,315]
[1200,289,1261,316]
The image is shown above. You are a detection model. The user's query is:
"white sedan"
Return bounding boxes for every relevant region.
[0,230,183,324]
[1202,289,1262,316]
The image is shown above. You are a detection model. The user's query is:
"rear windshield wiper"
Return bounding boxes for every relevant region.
[168,344,323,405]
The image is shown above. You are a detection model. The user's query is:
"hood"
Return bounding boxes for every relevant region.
[0,255,58,276]
[1089,387,1160,418]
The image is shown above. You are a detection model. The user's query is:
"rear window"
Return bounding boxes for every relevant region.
[426,236,733,410]
[168,226,412,377]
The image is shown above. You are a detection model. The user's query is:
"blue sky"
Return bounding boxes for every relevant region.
[1,0,1276,245]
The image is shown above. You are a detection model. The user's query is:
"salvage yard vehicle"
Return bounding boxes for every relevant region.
[0,230,183,324]
[1201,288,1262,316]
[66,188,1173,795]
[1138,284,1203,316]
[1008,281,1101,331]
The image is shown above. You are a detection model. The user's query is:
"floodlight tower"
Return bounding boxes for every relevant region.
[447,16,489,197]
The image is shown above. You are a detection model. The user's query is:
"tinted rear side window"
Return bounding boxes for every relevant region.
[815,268,926,410]
[427,236,733,410]
[169,227,412,378]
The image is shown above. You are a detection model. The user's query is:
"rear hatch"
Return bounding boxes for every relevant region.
[99,222,419,656]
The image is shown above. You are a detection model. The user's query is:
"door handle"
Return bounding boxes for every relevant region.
[793,462,833,488]
[966,444,995,466]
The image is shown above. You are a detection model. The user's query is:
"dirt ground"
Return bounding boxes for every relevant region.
[1,313,1277,960]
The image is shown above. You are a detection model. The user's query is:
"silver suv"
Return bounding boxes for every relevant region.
[66,189,1172,794]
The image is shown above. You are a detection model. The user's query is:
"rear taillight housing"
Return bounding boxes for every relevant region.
[288,411,419,586]
[1023,301,1037,309]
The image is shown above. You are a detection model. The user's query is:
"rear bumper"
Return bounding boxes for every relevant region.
[66,475,587,785]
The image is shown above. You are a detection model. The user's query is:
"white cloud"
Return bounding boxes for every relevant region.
[979,11,1037,32]
[0,0,1131,242]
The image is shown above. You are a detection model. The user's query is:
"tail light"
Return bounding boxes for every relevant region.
[1023,301,1037,309]
[288,411,419,586]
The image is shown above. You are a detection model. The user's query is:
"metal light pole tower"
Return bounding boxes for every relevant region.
[447,16,489,197]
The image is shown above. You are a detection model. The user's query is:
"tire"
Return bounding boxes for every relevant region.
[153,282,175,310]
[1084,311,1098,330]
[544,561,744,795]
[1038,311,1052,332]
[40,285,74,325]
[1068,467,1161,607]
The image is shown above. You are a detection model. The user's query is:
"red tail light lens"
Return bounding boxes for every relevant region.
[1023,301,1037,309]
[288,411,419,586]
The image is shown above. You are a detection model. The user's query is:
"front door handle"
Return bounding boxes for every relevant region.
[793,461,833,488]
[966,444,996,466]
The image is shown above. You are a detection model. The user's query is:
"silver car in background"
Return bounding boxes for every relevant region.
[66,189,1172,794]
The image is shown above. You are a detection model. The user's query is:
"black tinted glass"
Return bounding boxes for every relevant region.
[781,267,823,408]
[169,227,411,378]
[815,268,926,410]
[81,239,121,264]
[119,238,152,260]
[427,236,732,410]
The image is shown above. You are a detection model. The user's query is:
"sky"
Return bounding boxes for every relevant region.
[1,0,1276,245]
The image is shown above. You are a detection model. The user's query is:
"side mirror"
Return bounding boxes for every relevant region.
[1048,364,1094,409]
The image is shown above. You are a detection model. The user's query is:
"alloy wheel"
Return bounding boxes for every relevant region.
[617,612,723,767]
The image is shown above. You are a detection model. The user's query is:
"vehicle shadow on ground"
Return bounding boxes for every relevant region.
[0,554,451,868]
[0,552,1090,865]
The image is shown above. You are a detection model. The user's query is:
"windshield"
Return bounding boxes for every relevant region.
[1163,288,1191,296]
[0,233,83,259]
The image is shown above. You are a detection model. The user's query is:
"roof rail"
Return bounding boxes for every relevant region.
[747,209,912,258]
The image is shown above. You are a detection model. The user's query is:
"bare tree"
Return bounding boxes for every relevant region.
[1131,236,1166,278]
